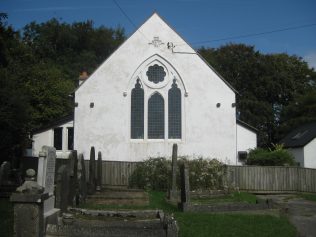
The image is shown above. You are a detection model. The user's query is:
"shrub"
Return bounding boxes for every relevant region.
[129,157,227,191]
[246,145,295,166]
[129,157,171,191]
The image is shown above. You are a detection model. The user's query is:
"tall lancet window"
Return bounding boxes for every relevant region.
[168,79,181,139]
[148,93,164,139]
[131,79,144,139]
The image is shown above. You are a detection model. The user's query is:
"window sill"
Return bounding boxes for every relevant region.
[130,139,182,143]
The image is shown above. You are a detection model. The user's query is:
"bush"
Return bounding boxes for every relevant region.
[129,157,171,191]
[246,146,295,166]
[129,157,227,191]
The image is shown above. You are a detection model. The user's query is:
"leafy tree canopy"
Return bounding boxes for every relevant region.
[199,44,316,146]
[0,15,125,162]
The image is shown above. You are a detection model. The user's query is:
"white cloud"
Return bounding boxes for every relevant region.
[304,52,316,69]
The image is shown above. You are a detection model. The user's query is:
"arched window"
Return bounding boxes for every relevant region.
[148,93,164,139]
[168,80,181,139]
[131,79,144,139]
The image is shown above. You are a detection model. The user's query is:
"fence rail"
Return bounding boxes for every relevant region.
[54,159,316,192]
[227,166,316,193]
[84,160,139,186]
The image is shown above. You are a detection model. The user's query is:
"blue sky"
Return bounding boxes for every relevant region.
[2,0,316,68]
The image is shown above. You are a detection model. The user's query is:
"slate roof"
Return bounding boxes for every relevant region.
[280,122,316,148]
[237,119,258,133]
[32,114,74,134]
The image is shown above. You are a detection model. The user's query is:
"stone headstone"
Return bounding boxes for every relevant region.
[36,146,59,224]
[96,151,102,191]
[77,154,87,203]
[55,165,69,214]
[180,163,190,204]
[169,144,178,201]
[68,151,78,206]
[88,146,96,194]
[37,146,56,195]
[0,161,11,186]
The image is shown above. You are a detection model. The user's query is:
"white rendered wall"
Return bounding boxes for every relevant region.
[287,147,304,167]
[236,124,257,152]
[32,121,73,159]
[32,129,51,157]
[74,13,237,163]
[304,138,316,168]
[236,124,257,164]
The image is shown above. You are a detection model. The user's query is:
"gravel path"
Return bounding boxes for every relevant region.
[257,194,316,237]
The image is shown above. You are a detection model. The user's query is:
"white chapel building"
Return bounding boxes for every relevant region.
[31,13,257,164]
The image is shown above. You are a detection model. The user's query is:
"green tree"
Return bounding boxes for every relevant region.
[0,16,126,162]
[199,44,316,146]
[279,90,316,137]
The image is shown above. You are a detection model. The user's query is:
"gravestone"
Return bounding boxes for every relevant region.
[68,150,78,206]
[37,146,59,224]
[77,154,87,203]
[55,165,69,214]
[96,151,102,191]
[179,163,190,211]
[0,161,11,186]
[169,144,178,201]
[88,146,96,194]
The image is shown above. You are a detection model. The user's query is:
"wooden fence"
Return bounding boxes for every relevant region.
[84,160,139,186]
[227,166,316,193]
[54,158,316,192]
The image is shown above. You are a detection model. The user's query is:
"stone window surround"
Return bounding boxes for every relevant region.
[128,58,186,142]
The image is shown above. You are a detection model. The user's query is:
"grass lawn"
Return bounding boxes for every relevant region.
[175,212,297,237]
[79,191,178,212]
[299,193,316,202]
[80,191,297,237]
[191,192,257,204]
[0,198,13,237]
[0,191,297,237]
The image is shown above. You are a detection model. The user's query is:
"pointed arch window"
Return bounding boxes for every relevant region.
[148,93,164,139]
[168,80,181,139]
[131,79,144,139]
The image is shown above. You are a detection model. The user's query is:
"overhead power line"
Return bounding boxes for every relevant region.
[112,0,149,41]
[175,23,316,47]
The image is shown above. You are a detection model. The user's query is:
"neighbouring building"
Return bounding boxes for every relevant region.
[30,13,257,164]
[280,122,316,168]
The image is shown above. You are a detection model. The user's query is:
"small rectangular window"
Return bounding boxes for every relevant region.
[67,127,74,150]
[54,127,63,150]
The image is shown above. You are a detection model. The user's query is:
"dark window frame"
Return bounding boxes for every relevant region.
[168,80,182,139]
[53,127,63,150]
[148,92,165,139]
[67,127,74,150]
[131,79,144,139]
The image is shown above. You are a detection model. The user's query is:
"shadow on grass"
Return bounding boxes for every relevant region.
[79,191,178,212]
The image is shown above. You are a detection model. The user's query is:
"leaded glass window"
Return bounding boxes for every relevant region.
[131,79,144,139]
[168,80,181,138]
[54,127,63,150]
[148,93,164,139]
[146,64,166,84]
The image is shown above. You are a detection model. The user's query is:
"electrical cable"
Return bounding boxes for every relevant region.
[112,0,150,41]
[174,23,316,47]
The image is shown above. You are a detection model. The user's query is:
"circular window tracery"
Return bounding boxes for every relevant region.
[146,64,166,84]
